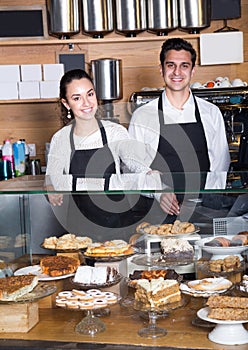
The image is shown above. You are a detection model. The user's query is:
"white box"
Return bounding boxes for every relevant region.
[200,32,244,65]
[18,81,40,99]
[0,82,19,100]
[21,64,42,81]
[0,65,20,82]
[43,64,64,81]
[39,81,59,98]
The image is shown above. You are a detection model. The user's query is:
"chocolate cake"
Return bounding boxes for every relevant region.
[159,238,194,262]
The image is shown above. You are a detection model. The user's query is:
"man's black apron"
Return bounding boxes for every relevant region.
[135,94,210,223]
[68,120,136,233]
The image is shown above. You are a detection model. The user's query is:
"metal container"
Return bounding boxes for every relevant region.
[178,0,211,34]
[91,58,122,101]
[115,0,147,37]
[46,0,80,39]
[81,0,114,38]
[147,0,178,35]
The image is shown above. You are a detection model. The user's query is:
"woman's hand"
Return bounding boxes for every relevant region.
[47,193,64,206]
[159,192,180,215]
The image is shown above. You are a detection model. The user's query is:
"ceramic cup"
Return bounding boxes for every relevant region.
[231,78,248,87]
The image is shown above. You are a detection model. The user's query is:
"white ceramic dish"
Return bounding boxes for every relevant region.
[197,307,248,345]
[180,277,232,298]
[14,265,74,281]
[195,236,248,260]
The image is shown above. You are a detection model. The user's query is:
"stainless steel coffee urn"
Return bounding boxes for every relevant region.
[91,58,122,120]
[178,0,211,34]
[81,0,114,38]
[115,0,147,37]
[147,0,178,36]
[46,0,80,39]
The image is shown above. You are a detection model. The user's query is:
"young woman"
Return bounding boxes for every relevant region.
[45,69,151,236]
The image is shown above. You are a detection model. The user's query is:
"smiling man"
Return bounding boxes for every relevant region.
[128,38,230,221]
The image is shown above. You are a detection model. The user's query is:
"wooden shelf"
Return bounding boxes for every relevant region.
[0,98,58,104]
[0,33,200,46]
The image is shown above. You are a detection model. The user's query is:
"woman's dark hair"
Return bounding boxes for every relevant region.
[160,38,197,69]
[59,69,94,125]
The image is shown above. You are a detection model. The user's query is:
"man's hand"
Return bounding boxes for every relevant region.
[160,192,180,215]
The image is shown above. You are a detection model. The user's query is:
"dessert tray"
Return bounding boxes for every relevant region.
[131,253,194,267]
[0,282,57,304]
[56,290,120,335]
[40,244,84,253]
[82,251,135,262]
[197,307,248,345]
[138,224,200,238]
[180,277,233,298]
[14,265,75,281]
[70,273,123,289]
[196,236,248,260]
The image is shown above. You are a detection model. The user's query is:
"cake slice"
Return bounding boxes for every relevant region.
[0,275,38,301]
[74,266,92,284]
[135,277,181,308]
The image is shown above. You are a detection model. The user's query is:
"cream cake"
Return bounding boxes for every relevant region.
[134,277,181,308]
[160,238,194,262]
[73,265,118,285]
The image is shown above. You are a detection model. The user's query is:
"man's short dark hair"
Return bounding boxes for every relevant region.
[160,38,197,68]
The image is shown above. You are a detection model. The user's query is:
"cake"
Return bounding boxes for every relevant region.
[73,265,118,285]
[129,269,180,282]
[159,238,194,262]
[134,277,181,308]
[84,239,133,257]
[207,295,248,320]
[0,275,38,301]
[40,255,80,277]
[42,234,92,250]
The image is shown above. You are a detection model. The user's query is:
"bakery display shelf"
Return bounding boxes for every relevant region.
[197,307,248,345]
[70,273,123,290]
[0,282,56,304]
[131,253,194,268]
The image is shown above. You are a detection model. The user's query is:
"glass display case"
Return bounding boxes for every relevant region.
[0,170,247,270]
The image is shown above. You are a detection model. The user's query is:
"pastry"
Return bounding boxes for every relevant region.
[0,275,38,301]
[40,255,80,277]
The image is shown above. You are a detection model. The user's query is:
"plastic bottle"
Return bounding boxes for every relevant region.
[20,139,30,174]
[2,139,14,177]
[13,141,25,177]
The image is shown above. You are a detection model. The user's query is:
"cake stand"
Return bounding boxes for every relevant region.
[197,307,248,345]
[57,294,120,336]
[133,297,187,339]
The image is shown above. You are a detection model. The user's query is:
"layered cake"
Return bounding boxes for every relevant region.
[159,238,194,262]
[73,265,118,285]
[134,277,181,308]
[207,295,248,320]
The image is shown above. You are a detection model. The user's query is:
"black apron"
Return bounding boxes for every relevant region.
[136,94,210,223]
[68,120,136,234]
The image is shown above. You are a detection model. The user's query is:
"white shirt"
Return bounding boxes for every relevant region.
[45,120,150,190]
[128,91,230,189]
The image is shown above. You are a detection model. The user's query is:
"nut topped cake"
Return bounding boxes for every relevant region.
[206,295,248,320]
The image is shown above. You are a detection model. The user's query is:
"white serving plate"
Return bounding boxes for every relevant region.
[197,307,248,345]
[14,265,74,281]
[195,236,248,260]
